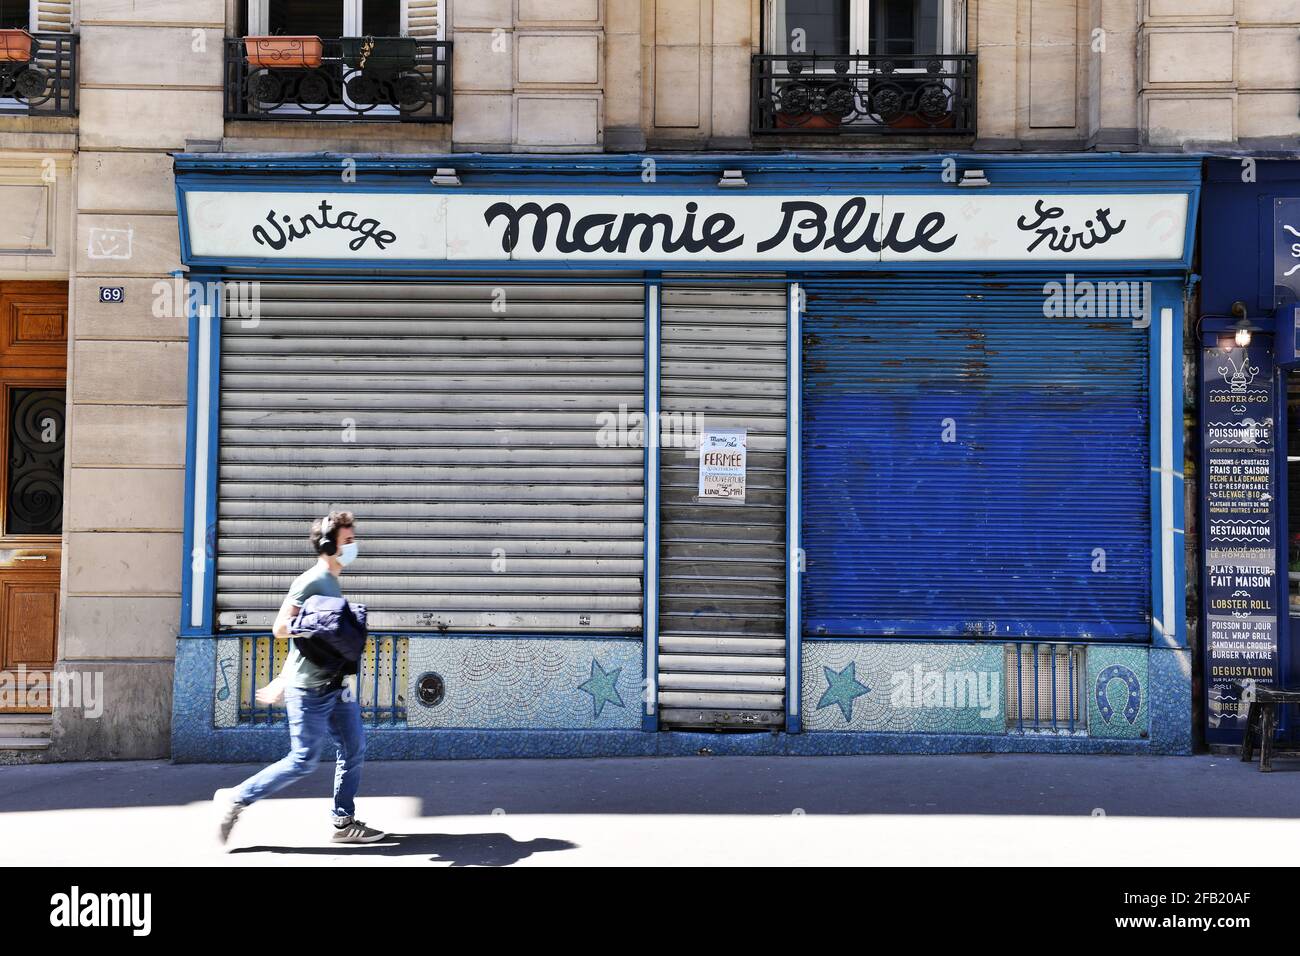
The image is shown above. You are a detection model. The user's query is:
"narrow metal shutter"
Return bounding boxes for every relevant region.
[801,275,1151,641]
[657,285,788,729]
[216,281,645,632]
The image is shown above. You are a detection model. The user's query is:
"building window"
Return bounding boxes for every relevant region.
[232,0,447,121]
[754,0,972,134]
[241,0,402,38]
[870,0,942,55]
[766,0,954,56]
[0,0,27,29]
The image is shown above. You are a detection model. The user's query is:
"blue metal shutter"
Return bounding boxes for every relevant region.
[801,275,1151,641]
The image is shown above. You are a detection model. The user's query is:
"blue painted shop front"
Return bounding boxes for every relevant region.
[170,153,1198,760]
[1200,158,1300,749]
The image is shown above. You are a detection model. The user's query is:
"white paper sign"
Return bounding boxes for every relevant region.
[181,190,1190,264]
[698,430,747,500]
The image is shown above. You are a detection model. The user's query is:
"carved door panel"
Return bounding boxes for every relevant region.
[0,282,67,713]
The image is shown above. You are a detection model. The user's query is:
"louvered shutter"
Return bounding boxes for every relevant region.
[402,0,442,40]
[216,281,645,633]
[33,0,72,32]
[800,275,1152,641]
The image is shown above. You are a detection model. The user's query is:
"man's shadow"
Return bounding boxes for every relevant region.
[232,833,575,866]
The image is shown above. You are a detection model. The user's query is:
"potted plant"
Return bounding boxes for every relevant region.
[243,34,324,69]
[0,27,36,63]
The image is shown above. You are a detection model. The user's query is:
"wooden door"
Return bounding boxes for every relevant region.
[0,282,66,713]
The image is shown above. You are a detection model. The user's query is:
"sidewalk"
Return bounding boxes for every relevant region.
[2,753,1296,866]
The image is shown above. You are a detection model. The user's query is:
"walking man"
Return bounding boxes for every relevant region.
[215,511,386,846]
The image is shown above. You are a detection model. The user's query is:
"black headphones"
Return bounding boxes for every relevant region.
[317,513,337,556]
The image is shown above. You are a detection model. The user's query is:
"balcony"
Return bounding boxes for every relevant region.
[224,36,452,124]
[0,32,78,117]
[751,52,976,136]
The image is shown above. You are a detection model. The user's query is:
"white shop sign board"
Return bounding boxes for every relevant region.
[182,191,1190,264]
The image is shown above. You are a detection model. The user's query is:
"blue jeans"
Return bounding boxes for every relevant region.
[234,683,365,821]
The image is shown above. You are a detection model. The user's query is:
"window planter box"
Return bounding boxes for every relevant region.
[774,77,854,129]
[243,35,324,69]
[339,36,421,107]
[0,28,35,63]
[869,73,957,130]
[340,36,418,73]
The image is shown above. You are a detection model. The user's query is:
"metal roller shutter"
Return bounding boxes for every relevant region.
[216,281,645,632]
[801,275,1151,641]
[657,284,788,729]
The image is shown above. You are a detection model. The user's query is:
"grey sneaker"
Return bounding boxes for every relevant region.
[331,818,387,844]
[215,789,246,845]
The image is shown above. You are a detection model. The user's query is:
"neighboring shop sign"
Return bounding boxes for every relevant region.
[1201,340,1280,740]
[1276,198,1300,305]
[181,190,1190,265]
[698,430,747,501]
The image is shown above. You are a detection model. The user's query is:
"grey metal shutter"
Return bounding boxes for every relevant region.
[216,281,645,632]
[656,285,788,729]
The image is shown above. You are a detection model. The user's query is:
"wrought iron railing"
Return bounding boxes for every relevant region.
[0,33,78,117]
[751,52,975,135]
[224,36,452,123]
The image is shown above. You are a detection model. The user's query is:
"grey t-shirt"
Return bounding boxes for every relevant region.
[282,563,344,689]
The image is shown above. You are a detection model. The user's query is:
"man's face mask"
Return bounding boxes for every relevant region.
[337,542,359,566]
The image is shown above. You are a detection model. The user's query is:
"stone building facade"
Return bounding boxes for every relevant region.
[0,0,1294,760]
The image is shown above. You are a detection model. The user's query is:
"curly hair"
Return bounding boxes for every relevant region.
[309,510,355,553]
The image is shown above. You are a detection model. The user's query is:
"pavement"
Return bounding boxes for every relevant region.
[2,752,1298,866]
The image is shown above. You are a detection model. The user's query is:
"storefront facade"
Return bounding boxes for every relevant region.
[1199,158,1300,749]
[170,152,1199,760]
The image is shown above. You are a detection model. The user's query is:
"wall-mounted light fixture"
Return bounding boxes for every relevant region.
[958,168,990,187]
[1232,300,1253,348]
[430,167,461,186]
[718,169,748,188]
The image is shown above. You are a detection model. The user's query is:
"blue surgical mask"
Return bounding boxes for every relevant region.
[336,542,359,566]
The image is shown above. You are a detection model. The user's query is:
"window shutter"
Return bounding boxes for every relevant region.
[32,0,73,32]
[403,0,442,40]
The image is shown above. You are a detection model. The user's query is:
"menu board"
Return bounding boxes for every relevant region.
[1202,340,1280,742]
